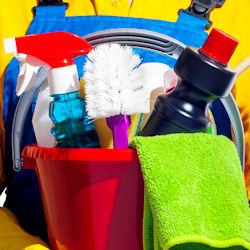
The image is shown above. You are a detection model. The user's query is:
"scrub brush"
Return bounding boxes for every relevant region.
[84,43,149,149]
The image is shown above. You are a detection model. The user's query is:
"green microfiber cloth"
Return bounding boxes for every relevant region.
[131,133,250,250]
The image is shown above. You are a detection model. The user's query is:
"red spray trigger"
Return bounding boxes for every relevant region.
[4,31,93,95]
[15,32,92,68]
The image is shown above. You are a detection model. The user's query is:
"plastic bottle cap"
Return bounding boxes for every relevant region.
[200,28,238,65]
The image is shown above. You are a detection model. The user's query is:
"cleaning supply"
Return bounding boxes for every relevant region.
[140,28,239,136]
[138,63,171,130]
[84,43,149,149]
[81,27,186,149]
[131,133,250,250]
[4,31,99,148]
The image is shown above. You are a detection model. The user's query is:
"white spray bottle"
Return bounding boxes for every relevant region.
[4,31,99,148]
[15,58,54,147]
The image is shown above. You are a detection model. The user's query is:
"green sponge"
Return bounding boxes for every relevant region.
[131,133,250,250]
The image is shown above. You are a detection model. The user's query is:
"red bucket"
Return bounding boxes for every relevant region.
[22,146,144,250]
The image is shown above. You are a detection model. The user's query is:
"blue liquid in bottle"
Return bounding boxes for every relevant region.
[49,91,100,148]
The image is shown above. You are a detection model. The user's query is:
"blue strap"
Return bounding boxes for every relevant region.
[173,12,207,47]
[35,5,207,34]
[177,11,207,32]
[35,5,66,17]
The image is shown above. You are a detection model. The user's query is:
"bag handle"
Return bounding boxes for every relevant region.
[12,28,244,171]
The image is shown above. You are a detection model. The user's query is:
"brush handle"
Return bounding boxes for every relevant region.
[235,56,250,76]
[106,114,131,149]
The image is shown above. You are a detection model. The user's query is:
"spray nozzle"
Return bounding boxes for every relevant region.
[4,31,92,68]
[4,31,93,95]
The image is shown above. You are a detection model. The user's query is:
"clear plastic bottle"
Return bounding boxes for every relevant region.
[50,91,99,148]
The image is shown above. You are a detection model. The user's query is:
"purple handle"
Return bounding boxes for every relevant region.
[106,114,131,149]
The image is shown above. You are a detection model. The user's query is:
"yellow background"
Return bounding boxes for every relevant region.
[0,1,249,248]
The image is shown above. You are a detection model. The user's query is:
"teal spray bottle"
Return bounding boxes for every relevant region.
[4,31,99,148]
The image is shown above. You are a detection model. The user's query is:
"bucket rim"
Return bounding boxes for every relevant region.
[22,145,139,162]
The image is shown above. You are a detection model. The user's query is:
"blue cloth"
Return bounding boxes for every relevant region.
[3,5,219,240]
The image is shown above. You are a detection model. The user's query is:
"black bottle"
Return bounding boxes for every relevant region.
[140,28,238,136]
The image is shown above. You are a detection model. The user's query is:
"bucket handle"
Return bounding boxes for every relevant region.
[12,67,47,171]
[12,28,245,171]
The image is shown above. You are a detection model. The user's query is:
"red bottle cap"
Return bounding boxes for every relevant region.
[200,28,238,65]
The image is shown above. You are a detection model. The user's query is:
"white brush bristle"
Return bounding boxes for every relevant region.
[83,43,150,119]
